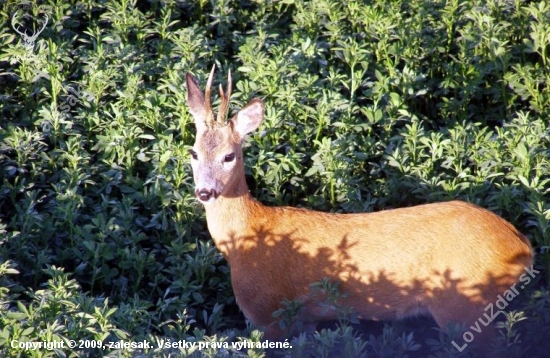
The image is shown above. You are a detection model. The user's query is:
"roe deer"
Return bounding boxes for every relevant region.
[185,67,533,347]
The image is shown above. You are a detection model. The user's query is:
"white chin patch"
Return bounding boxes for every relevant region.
[198,197,217,204]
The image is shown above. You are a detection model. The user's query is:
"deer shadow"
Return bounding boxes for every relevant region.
[209,220,535,357]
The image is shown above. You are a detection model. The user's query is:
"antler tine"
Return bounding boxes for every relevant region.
[11,11,26,37]
[28,13,49,42]
[39,13,48,32]
[216,69,232,123]
[204,65,216,124]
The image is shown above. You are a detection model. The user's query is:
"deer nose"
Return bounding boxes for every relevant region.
[196,188,218,202]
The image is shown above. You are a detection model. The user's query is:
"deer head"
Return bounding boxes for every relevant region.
[11,10,48,49]
[186,66,264,203]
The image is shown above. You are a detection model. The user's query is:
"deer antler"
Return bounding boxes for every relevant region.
[11,11,27,38]
[203,65,233,125]
[204,65,216,126]
[11,11,48,45]
[217,69,232,123]
[27,13,48,42]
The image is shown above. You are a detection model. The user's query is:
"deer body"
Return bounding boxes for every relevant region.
[186,68,533,342]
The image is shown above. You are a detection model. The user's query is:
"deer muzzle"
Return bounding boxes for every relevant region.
[195,188,219,203]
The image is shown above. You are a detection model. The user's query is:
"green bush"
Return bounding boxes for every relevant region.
[1,0,549,357]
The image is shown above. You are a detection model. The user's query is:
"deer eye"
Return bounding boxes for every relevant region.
[188,149,198,160]
[223,153,235,162]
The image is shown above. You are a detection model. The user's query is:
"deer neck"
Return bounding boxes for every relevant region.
[202,170,263,256]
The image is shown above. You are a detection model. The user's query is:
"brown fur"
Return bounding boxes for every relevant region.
[185,69,534,346]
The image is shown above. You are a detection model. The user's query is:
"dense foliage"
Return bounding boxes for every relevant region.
[1,0,549,357]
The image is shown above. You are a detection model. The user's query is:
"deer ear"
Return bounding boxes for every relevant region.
[232,98,264,138]
[186,73,207,131]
